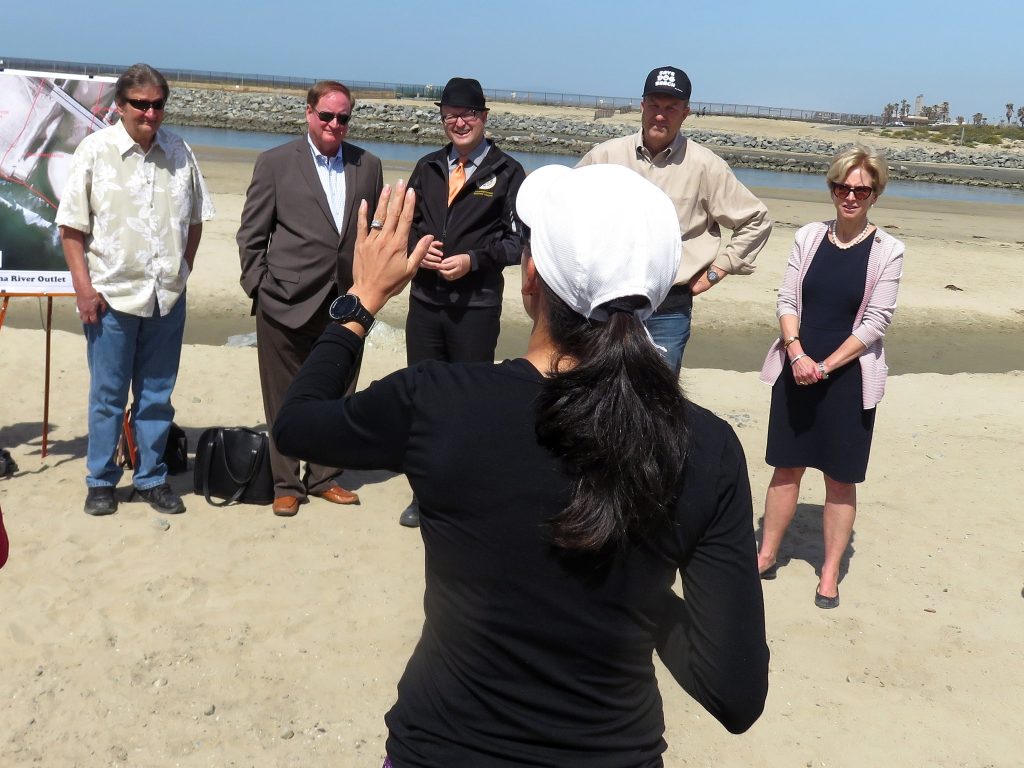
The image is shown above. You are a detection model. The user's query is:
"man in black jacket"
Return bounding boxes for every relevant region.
[401,77,526,526]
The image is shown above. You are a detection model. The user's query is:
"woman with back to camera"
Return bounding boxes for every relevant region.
[757,145,905,610]
[274,164,768,767]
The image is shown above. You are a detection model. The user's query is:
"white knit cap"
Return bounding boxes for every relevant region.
[515,164,681,322]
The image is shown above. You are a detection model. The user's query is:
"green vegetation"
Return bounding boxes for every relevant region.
[863,124,1024,148]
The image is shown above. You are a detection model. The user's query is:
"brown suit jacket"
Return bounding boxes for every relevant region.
[237,138,384,329]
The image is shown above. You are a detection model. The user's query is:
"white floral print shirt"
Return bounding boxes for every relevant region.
[55,120,215,316]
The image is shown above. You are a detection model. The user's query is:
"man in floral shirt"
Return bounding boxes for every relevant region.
[56,63,214,517]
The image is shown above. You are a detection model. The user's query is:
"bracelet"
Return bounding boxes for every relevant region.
[782,335,800,349]
[818,362,829,379]
[790,353,808,365]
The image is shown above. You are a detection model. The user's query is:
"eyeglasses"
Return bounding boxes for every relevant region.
[831,183,874,201]
[314,111,352,125]
[126,98,166,112]
[441,109,483,125]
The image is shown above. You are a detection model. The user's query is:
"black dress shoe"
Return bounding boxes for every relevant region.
[84,486,117,516]
[399,498,420,528]
[137,483,186,515]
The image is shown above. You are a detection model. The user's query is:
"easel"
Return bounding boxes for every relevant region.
[0,292,73,459]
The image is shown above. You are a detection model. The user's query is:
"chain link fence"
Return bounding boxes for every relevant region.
[1,56,882,125]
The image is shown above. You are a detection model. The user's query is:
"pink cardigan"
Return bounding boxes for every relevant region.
[759,221,905,409]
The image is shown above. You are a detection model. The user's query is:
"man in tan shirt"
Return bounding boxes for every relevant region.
[578,66,772,375]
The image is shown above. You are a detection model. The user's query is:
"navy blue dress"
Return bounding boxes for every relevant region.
[766,234,876,483]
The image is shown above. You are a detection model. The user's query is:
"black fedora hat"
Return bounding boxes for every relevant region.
[435,77,487,110]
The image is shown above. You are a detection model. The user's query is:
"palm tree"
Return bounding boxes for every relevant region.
[956,116,965,126]
[941,102,950,122]
[972,113,985,126]
[1006,103,1014,124]
[1017,106,1024,128]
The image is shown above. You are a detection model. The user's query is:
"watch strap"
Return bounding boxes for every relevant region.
[329,294,375,333]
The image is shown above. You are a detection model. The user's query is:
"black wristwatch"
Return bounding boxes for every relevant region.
[328,293,375,333]
[706,266,722,284]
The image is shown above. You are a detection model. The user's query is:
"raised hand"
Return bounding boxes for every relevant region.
[351,181,433,314]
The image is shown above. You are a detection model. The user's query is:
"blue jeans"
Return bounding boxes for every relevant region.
[83,296,186,490]
[644,304,692,377]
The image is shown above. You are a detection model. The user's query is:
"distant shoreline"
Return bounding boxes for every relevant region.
[190,142,1024,194]
[166,88,1024,189]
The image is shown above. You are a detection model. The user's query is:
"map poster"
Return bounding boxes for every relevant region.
[0,69,116,295]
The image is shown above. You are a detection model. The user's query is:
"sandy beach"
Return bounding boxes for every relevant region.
[1,119,1023,767]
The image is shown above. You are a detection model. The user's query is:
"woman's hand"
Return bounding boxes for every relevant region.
[350,182,433,314]
[790,354,822,386]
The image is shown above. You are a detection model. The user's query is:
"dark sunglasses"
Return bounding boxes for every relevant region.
[126,98,166,112]
[314,110,352,125]
[832,183,874,201]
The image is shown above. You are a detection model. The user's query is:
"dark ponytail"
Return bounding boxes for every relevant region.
[535,283,690,551]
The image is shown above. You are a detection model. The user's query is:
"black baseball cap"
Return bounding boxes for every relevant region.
[435,77,487,110]
[643,67,692,101]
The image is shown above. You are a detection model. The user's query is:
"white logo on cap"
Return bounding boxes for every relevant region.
[654,70,676,89]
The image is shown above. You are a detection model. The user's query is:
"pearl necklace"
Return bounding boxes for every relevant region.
[829,220,873,249]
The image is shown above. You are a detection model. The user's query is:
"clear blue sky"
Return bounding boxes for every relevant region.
[4,0,1022,123]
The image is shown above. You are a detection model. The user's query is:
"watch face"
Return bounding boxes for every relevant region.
[329,294,359,321]
[707,268,720,283]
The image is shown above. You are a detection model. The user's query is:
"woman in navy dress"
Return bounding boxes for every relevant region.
[756,146,905,609]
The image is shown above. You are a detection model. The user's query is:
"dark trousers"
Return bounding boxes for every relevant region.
[405,296,502,366]
[256,298,360,499]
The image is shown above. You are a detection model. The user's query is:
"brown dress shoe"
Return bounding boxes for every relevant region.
[314,485,360,505]
[272,496,300,517]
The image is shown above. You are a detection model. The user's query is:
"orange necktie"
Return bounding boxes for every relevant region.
[448,158,466,206]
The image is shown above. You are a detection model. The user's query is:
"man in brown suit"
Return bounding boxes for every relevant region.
[238,80,383,516]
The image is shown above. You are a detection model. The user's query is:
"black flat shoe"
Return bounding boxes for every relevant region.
[814,589,840,609]
[759,563,778,580]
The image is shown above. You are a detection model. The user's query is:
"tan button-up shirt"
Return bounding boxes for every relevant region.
[55,121,215,316]
[578,130,771,284]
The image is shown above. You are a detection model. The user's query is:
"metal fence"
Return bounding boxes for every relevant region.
[1,55,882,125]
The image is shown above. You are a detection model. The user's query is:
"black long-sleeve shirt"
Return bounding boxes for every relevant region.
[275,325,769,767]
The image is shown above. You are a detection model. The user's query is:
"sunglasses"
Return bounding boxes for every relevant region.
[126,98,166,112]
[314,110,352,125]
[441,109,484,125]
[832,183,874,201]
